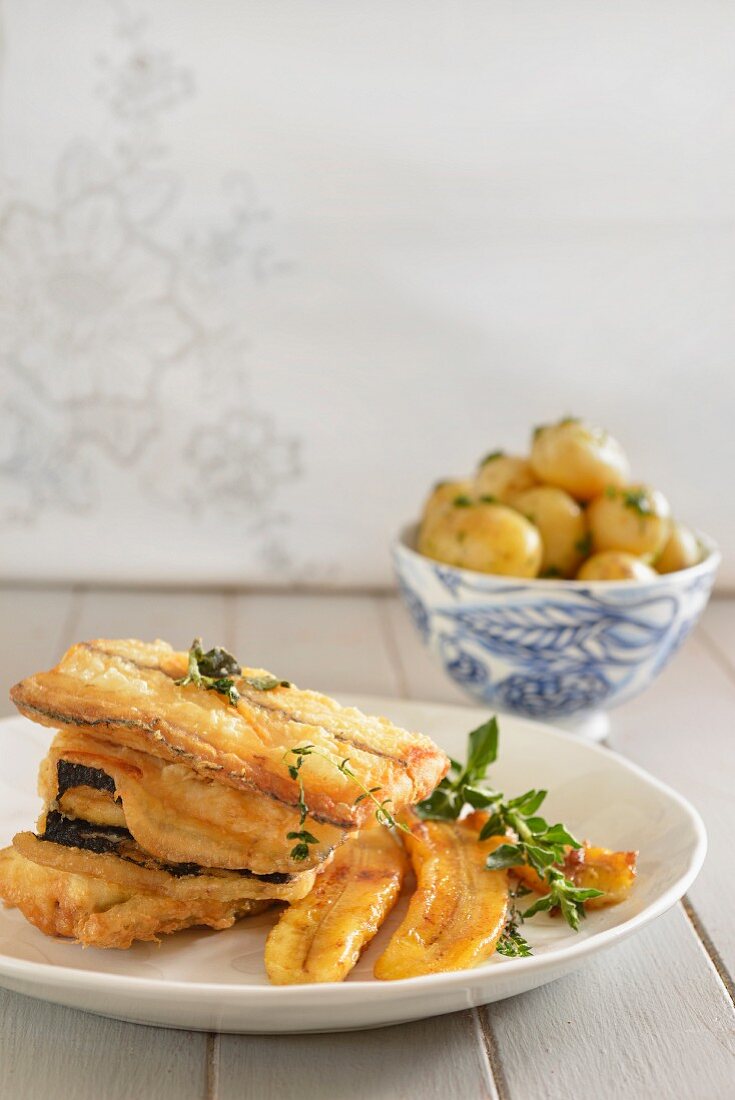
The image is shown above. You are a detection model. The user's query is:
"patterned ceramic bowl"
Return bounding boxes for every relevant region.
[393,524,719,725]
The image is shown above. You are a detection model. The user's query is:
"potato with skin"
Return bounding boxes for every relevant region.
[530,418,630,501]
[474,453,537,503]
[421,479,473,526]
[577,551,657,582]
[512,486,588,578]
[587,484,671,561]
[418,499,542,577]
[657,522,702,574]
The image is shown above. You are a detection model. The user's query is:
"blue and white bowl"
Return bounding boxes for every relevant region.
[393,524,719,723]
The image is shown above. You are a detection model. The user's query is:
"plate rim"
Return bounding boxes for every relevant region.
[0,703,707,1003]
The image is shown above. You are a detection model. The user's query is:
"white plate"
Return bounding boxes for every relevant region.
[0,698,705,1033]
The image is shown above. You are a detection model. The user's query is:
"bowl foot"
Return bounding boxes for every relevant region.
[552,710,610,743]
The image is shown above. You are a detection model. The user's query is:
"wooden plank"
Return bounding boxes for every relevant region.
[0,988,207,1100]
[484,907,735,1100]
[234,594,402,697]
[0,585,78,717]
[607,627,735,980]
[71,587,229,652]
[218,1010,496,1100]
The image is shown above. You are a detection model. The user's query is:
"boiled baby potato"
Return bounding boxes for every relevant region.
[512,486,589,578]
[657,522,702,574]
[474,452,537,503]
[421,479,474,523]
[577,551,657,582]
[419,479,474,544]
[530,417,630,501]
[587,484,671,561]
[418,499,542,577]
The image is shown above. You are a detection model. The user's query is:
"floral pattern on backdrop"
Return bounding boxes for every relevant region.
[0,3,302,557]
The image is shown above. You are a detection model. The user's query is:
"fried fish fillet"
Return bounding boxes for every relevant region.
[373,811,509,980]
[265,829,407,984]
[11,639,449,829]
[0,846,272,949]
[12,825,318,903]
[39,728,346,874]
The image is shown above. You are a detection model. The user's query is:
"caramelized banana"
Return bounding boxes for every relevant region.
[264,829,407,984]
[514,843,637,909]
[374,810,509,980]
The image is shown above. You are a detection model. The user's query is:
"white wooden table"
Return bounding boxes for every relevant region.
[1,586,734,1100]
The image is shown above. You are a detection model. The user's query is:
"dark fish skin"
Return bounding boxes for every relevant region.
[39,810,294,884]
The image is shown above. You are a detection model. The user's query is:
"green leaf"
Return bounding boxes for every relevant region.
[466,716,499,779]
[496,925,533,957]
[507,788,546,813]
[478,812,505,840]
[197,645,241,678]
[524,844,557,872]
[485,843,525,870]
[521,894,554,919]
[462,785,502,809]
[542,823,581,847]
[415,784,459,821]
[480,450,505,465]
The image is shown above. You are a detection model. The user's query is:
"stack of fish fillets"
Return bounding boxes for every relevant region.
[0,638,448,949]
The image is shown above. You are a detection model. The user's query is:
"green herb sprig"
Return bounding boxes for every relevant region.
[176,638,290,708]
[284,744,409,862]
[496,920,532,957]
[416,717,603,937]
[415,717,502,821]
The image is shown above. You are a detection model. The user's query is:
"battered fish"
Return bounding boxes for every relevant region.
[0,846,272,949]
[11,638,449,828]
[39,728,345,874]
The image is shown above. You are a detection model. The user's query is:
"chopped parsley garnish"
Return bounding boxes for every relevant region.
[622,488,654,517]
[575,533,592,556]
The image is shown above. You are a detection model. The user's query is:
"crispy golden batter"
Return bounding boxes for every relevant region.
[0,846,271,949]
[374,811,509,980]
[11,639,449,828]
[265,829,407,984]
[12,831,318,903]
[40,728,345,874]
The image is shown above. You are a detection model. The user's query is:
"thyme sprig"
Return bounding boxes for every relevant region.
[176,638,290,708]
[496,921,532,958]
[284,744,409,862]
[416,717,603,938]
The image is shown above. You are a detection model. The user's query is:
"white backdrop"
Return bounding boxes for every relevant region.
[1,1,734,587]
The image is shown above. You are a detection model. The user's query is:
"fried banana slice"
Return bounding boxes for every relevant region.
[39,728,345,874]
[513,843,637,909]
[12,639,449,829]
[374,811,509,980]
[0,846,271,949]
[265,829,407,984]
